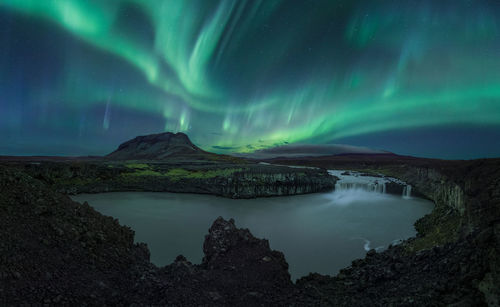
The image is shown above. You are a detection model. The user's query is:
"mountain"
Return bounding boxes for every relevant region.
[235,144,391,159]
[106,132,207,160]
[105,132,389,161]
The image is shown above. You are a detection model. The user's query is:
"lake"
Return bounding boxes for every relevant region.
[72,182,433,280]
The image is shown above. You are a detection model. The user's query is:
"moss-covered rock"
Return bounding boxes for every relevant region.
[7,161,336,198]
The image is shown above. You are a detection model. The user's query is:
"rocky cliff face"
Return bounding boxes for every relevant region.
[267,155,500,304]
[361,161,499,247]
[217,169,335,198]
[269,156,499,242]
[0,169,299,305]
[12,161,336,198]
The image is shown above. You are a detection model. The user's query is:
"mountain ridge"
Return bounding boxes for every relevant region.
[106,132,207,160]
[234,143,391,159]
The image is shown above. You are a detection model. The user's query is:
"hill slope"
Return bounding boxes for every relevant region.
[106,132,206,160]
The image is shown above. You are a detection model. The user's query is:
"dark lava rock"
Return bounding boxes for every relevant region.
[0,167,152,305]
[1,160,499,305]
[201,217,294,298]
[385,181,405,195]
[140,217,299,306]
[297,228,499,306]
[0,167,301,305]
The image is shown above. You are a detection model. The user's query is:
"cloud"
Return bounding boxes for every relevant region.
[211,145,240,150]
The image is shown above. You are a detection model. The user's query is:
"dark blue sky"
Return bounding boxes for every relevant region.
[1,0,499,159]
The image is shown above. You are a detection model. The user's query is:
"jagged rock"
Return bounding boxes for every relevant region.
[0,167,152,305]
[202,217,292,285]
[0,168,299,305]
[143,217,299,306]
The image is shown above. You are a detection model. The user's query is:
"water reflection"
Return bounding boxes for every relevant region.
[72,190,433,280]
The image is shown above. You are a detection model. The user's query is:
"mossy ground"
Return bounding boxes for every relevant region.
[406,208,462,252]
[125,163,150,169]
[164,168,244,181]
[123,169,164,176]
[54,176,101,186]
[120,165,244,182]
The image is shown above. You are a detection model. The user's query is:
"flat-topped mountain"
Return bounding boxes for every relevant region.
[107,132,206,160]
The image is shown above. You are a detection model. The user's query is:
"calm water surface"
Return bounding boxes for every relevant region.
[72,189,433,280]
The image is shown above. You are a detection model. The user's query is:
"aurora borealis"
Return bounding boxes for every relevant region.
[1,0,499,159]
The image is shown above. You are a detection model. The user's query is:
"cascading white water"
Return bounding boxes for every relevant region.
[322,171,421,257]
[403,185,412,198]
[330,170,388,194]
[329,170,412,198]
[335,181,386,193]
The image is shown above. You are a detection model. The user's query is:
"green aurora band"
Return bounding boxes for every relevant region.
[1,0,499,154]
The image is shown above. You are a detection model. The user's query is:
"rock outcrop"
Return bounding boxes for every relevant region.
[0,169,300,304]
[137,218,298,305]
[297,226,499,306]
[0,167,152,305]
[11,161,336,198]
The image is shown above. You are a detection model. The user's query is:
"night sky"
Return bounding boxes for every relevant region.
[1,0,499,159]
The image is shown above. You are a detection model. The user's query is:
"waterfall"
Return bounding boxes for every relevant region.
[335,181,386,193]
[330,169,388,194]
[329,170,414,198]
[402,185,412,198]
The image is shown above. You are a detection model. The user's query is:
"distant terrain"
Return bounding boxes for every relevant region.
[235,143,390,159]
[0,132,335,198]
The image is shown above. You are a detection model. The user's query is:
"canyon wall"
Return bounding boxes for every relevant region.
[6,161,336,198]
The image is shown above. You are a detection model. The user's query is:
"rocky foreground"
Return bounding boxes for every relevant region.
[0,166,300,305]
[1,159,499,305]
